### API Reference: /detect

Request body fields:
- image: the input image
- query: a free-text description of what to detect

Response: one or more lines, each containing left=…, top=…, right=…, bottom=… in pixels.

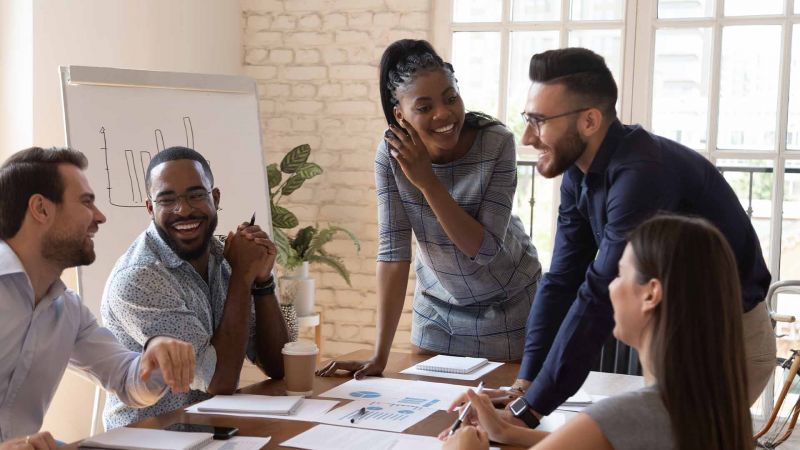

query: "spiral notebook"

left=194, top=393, right=305, bottom=416
left=415, top=355, right=489, bottom=374
left=79, top=427, right=212, bottom=450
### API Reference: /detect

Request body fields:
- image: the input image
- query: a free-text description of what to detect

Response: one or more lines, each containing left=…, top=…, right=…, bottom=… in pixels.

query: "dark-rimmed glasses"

left=520, top=108, right=590, bottom=135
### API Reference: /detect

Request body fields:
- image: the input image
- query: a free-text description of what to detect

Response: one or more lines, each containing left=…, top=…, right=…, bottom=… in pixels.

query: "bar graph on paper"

left=317, top=400, right=436, bottom=432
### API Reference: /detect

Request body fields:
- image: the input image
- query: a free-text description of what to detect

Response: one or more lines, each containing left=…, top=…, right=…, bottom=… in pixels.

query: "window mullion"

left=498, top=0, right=511, bottom=123
left=706, top=10, right=723, bottom=162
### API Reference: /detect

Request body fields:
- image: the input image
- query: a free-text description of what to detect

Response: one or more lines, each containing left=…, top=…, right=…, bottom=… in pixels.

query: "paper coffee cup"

left=282, top=340, right=319, bottom=396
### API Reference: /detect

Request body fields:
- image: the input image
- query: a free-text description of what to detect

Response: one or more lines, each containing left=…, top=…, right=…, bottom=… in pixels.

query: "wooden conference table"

left=69, top=350, right=644, bottom=449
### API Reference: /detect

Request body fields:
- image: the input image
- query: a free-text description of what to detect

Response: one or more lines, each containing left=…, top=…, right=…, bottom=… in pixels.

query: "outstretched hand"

left=141, top=336, right=196, bottom=393
left=315, top=357, right=386, bottom=379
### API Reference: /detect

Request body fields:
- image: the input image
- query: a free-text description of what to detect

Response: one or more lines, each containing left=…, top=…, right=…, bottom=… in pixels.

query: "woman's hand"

left=446, top=387, right=521, bottom=412
left=315, top=357, right=386, bottom=379
left=442, top=426, right=489, bottom=450
left=439, top=390, right=515, bottom=444
left=384, top=120, right=438, bottom=191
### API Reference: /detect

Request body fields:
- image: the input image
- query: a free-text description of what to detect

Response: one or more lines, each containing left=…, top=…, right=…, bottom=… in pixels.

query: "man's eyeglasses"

left=520, top=108, right=590, bottom=135
left=151, top=189, right=213, bottom=211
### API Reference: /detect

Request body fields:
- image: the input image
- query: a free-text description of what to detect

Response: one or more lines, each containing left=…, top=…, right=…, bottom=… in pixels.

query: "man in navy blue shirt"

left=504, top=48, right=774, bottom=427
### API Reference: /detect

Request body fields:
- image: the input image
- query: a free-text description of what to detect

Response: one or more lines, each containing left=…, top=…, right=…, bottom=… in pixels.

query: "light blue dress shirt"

left=0, top=241, right=166, bottom=441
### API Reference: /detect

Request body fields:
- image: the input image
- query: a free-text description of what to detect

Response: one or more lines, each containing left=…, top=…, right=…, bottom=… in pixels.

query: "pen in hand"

left=350, top=407, right=367, bottom=424
left=448, top=381, right=485, bottom=436
left=248, top=212, right=256, bottom=227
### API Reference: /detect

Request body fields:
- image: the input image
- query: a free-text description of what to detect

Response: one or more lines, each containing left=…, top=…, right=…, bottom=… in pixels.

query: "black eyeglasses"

left=151, top=188, right=212, bottom=211
left=520, top=108, right=590, bottom=135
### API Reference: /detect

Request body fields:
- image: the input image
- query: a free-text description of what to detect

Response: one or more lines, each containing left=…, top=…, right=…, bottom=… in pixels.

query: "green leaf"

left=307, top=225, right=361, bottom=257
left=292, top=226, right=316, bottom=258
left=267, top=163, right=282, bottom=190
left=271, top=204, right=298, bottom=229
left=307, top=254, right=352, bottom=286
left=296, top=163, right=323, bottom=180
left=280, top=144, right=311, bottom=173
left=274, top=227, right=302, bottom=270
left=281, top=174, right=305, bottom=196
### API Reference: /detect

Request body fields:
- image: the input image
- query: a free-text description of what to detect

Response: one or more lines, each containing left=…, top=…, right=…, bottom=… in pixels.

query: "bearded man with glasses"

left=100, top=146, right=289, bottom=429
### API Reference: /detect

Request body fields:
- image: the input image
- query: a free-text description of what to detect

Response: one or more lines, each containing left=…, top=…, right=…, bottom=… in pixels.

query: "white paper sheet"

left=400, top=361, right=504, bottom=381
left=281, top=424, right=443, bottom=450
left=318, top=377, right=473, bottom=411
left=186, top=399, right=340, bottom=422
left=538, top=412, right=567, bottom=432
left=556, top=395, right=608, bottom=412
left=315, top=400, right=436, bottom=432
left=204, top=436, right=271, bottom=450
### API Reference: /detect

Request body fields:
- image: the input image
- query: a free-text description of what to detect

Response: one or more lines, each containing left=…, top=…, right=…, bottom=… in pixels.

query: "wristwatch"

left=251, top=276, right=275, bottom=296
left=508, top=397, right=540, bottom=429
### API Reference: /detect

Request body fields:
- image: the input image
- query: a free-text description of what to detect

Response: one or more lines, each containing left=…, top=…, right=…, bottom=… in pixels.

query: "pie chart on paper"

left=350, top=391, right=381, bottom=398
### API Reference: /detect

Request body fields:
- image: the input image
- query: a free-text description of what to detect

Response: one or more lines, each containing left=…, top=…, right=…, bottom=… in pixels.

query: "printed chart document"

left=186, top=398, right=339, bottom=422
left=281, top=424, right=443, bottom=450
left=204, top=436, right=271, bottom=450
left=318, top=377, right=470, bottom=411
left=316, top=400, right=436, bottom=432
left=193, top=394, right=304, bottom=415
left=401, top=361, right=503, bottom=381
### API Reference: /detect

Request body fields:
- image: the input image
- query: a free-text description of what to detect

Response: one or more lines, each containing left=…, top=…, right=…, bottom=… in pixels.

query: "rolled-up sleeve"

left=69, top=303, right=167, bottom=408
left=471, top=132, right=517, bottom=265
left=104, top=265, right=217, bottom=391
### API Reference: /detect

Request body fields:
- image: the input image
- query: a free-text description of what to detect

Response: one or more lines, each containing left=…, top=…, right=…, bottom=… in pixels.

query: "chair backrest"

left=593, top=335, right=642, bottom=376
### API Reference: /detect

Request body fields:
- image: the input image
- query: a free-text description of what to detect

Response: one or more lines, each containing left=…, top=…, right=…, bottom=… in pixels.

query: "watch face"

left=510, top=398, right=527, bottom=415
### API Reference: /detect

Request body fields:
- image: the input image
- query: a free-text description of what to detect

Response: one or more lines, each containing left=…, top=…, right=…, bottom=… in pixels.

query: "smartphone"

left=163, top=423, right=238, bottom=440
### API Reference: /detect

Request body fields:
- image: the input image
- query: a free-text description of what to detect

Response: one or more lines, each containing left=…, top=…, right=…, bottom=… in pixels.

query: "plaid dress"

left=375, top=123, right=541, bottom=361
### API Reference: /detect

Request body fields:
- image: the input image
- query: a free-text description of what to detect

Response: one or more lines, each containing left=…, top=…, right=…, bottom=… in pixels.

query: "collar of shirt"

left=565, top=119, right=630, bottom=187
left=0, top=240, right=67, bottom=307
left=144, top=222, right=225, bottom=270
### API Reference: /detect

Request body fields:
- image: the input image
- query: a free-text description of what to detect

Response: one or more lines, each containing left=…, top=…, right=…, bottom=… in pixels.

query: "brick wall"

left=241, top=0, right=432, bottom=358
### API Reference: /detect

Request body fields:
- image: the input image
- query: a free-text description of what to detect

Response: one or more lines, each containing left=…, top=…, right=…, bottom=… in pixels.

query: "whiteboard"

left=60, top=66, right=271, bottom=317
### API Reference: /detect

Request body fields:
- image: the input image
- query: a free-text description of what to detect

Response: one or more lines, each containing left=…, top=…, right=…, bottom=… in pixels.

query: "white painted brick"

left=342, top=83, right=369, bottom=98
left=336, top=187, right=369, bottom=204
left=281, top=100, right=325, bottom=114
left=317, top=84, right=342, bottom=98
left=388, top=30, right=428, bottom=42
left=336, top=0, right=384, bottom=11
left=319, top=203, right=375, bottom=225
left=400, top=12, right=428, bottom=30
left=245, top=48, right=268, bottom=65
left=267, top=134, right=323, bottom=151
left=385, top=0, right=429, bottom=11
left=330, top=65, right=375, bottom=80
left=241, top=0, right=283, bottom=12
left=348, top=12, right=373, bottom=29
left=322, top=341, right=371, bottom=358
left=247, top=14, right=274, bottom=31
left=291, top=83, right=317, bottom=98
left=259, top=100, right=276, bottom=114
left=295, top=49, right=321, bottom=64
left=373, top=12, right=400, bottom=28
left=272, top=14, right=297, bottom=31
left=266, top=117, right=292, bottom=131
left=317, top=118, right=344, bottom=131
left=244, top=65, right=278, bottom=79
left=325, top=101, right=376, bottom=115
left=322, top=48, right=348, bottom=65
left=248, top=31, right=283, bottom=45
left=298, top=14, right=322, bottom=29
left=315, top=288, right=336, bottom=306
left=292, top=117, right=316, bottom=132
left=282, top=66, right=327, bottom=80
left=264, top=83, right=290, bottom=97
left=334, top=323, right=362, bottom=341
left=284, top=0, right=327, bottom=12
left=323, top=136, right=374, bottom=152
left=398, top=311, right=413, bottom=330
left=323, top=13, right=347, bottom=30
left=326, top=307, right=374, bottom=324
left=394, top=330, right=412, bottom=345
left=335, top=30, right=371, bottom=45
left=314, top=186, right=337, bottom=202
left=289, top=32, right=333, bottom=46
left=339, top=152, right=375, bottom=170
left=344, top=46, right=374, bottom=64
left=361, top=326, right=377, bottom=342
left=311, top=152, right=339, bottom=168
left=269, top=49, right=294, bottom=64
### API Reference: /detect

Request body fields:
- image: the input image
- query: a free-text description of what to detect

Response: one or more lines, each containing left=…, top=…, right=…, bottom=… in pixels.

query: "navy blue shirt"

left=519, top=120, right=771, bottom=415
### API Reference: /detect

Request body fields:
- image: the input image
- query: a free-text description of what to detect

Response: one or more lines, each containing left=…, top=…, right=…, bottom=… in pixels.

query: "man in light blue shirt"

left=0, top=147, right=196, bottom=448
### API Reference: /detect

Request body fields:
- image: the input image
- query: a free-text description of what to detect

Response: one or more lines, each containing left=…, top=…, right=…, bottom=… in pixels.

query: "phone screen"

left=164, top=423, right=238, bottom=440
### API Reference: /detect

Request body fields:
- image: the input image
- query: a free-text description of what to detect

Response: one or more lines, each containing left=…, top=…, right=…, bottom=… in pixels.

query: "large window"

left=434, top=0, right=800, bottom=424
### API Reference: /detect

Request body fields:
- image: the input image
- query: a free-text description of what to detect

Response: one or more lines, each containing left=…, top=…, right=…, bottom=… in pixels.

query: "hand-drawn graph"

left=99, top=116, right=196, bottom=208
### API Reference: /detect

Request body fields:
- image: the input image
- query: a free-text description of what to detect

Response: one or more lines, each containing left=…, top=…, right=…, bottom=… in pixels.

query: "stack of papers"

left=562, top=389, right=593, bottom=406
left=193, top=394, right=304, bottom=416
left=415, top=355, right=489, bottom=374
left=79, top=427, right=212, bottom=450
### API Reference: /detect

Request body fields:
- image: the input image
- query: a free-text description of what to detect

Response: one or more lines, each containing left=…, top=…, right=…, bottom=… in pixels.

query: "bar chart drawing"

left=99, top=116, right=195, bottom=208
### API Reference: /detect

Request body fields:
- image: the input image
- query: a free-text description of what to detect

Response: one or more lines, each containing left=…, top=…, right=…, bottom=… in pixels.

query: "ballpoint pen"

left=448, top=381, right=485, bottom=436
left=350, top=407, right=367, bottom=424
left=248, top=212, right=256, bottom=227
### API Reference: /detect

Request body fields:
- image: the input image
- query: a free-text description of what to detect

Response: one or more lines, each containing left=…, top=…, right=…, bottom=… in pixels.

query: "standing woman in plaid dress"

left=318, top=39, right=541, bottom=378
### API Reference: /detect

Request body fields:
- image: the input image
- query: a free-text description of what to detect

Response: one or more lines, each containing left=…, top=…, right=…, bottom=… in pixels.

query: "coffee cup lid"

left=282, top=340, right=319, bottom=355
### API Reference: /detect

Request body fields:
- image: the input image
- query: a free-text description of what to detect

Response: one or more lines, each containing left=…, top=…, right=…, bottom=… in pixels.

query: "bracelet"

left=251, top=276, right=275, bottom=297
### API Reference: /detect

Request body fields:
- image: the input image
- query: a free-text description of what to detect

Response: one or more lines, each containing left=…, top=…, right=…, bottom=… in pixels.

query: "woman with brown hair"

left=443, top=214, right=753, bottom=450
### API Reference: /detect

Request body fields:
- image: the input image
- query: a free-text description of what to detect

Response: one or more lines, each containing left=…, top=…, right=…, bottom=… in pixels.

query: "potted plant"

left=267, top=144, right=360, bottom=322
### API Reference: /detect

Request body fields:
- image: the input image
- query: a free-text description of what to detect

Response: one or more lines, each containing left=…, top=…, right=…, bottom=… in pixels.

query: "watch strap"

left=251, top=276, right=275, bottom=296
